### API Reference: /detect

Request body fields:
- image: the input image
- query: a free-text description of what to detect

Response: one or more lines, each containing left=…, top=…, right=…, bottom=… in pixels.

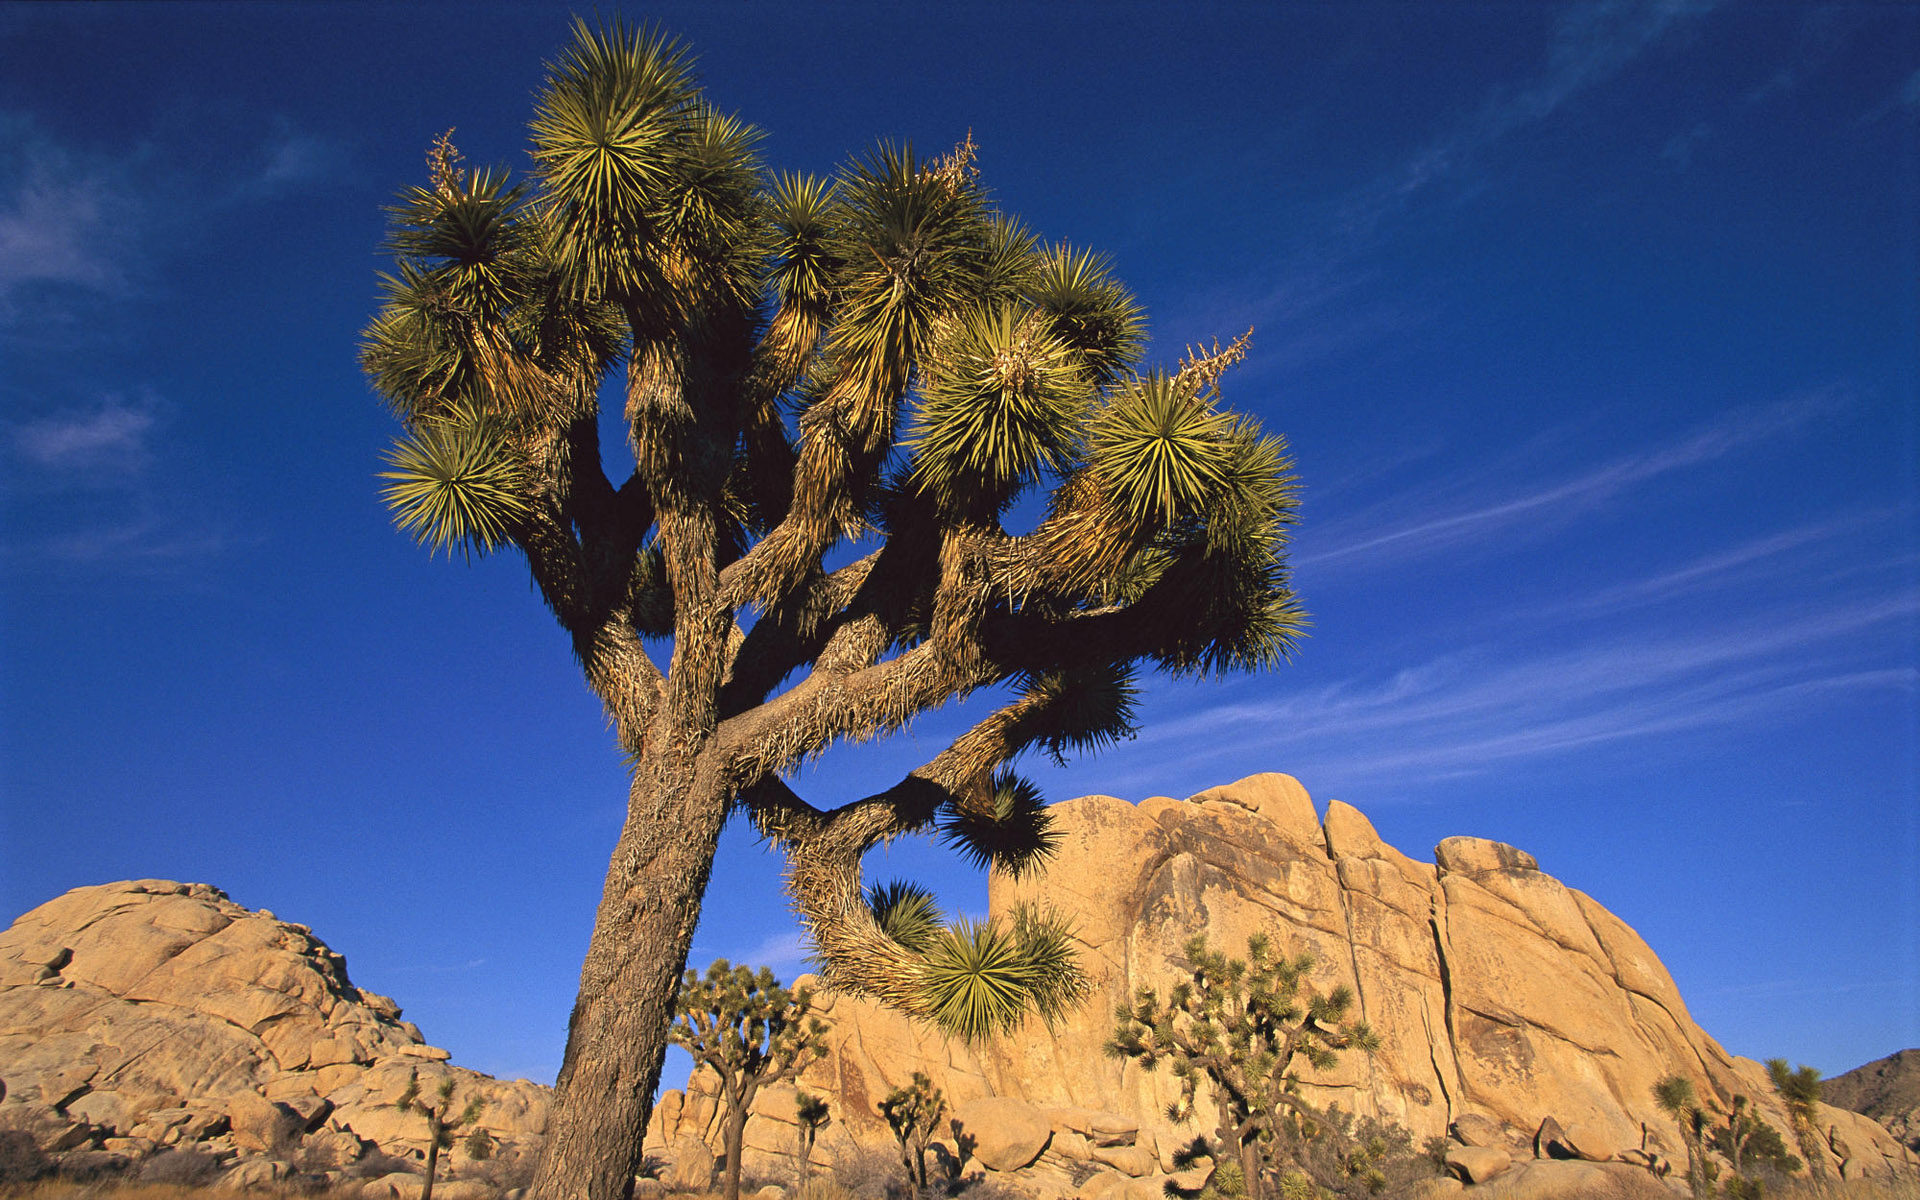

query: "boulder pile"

left=0, top=879, right=546, bottom=1195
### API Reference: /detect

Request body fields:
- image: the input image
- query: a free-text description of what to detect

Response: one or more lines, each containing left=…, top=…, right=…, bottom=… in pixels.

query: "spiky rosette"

left=1088, top=371, right=1239, bottom=526
left=826, top=143, right=990, bottom=397
left=378, top=406, right=530, bottom=557
left=1026, top=245, right=1146, bottom=388
left=936, top=769, right=1058, bottom=878
left=1018, top=662, right=1140, bottom=765
left=907, top=306, right=1089, bottom=510
left=867, top=879, right=941, bottom=952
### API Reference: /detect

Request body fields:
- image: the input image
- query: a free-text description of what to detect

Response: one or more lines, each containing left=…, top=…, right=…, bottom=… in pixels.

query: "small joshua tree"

left=671, top=960, right=831, bottom=1200
left=1108, top=933, right=1378, bottom=1200
left=395, top=1070, right=485, bottom=1200
left=878, top=1072, right=945, bottom=1193
left=1766, top=1059, right=1826, bottom=1178
left=1653, top=1076, right=1714, bottom=1198
left=794, top=1091, right=830, bottom=1180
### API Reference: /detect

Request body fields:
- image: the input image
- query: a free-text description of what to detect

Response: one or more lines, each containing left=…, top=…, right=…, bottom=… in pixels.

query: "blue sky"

left=2, top=2, right=1915, bottom=1092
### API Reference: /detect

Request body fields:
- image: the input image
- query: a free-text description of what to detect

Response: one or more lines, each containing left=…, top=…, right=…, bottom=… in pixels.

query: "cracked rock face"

left=0, top=880, right=546, bottom=1179
left=656, top=775, right=1914, bottom=1187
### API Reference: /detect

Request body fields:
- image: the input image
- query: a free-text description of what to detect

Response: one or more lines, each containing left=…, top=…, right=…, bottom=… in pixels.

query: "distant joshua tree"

left=1766, top=1059, right=1826, bottom=1178
left=878, top=1072, right=945, bottom=1193
left=1653, top=1076, right=1713, bottom=1198
left=670, top=960, right=830, bottom=1200
left=1108, top=933, right=1378, bottom=1200
left=794, top=1091, right=830, bottom=1180
left=395, top=1071, right=485, bottom=1200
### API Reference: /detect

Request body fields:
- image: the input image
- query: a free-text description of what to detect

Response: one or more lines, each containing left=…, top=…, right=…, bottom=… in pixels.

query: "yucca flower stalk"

left=362, top=19, right=1305, bottom=1200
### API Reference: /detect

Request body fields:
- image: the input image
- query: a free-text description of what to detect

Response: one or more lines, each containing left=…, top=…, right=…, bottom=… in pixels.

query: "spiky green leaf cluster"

left=907, top=305, right=1088, bottom=511
left=378, top=407, right=531, bottom=557
left=863, top=880, right=1088, bottom=1043
left=936, top=769, right=1059, bottom=878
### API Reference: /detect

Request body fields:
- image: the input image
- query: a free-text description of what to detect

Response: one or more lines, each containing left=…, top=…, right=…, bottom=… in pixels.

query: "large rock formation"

left=0, top=879, right=546, bottom=1192
left=1829, top=1049, right=1920, bottom=1154
left=652, top=775, right=1917, bottom=1193
left=4, top=779, right=1915, bottom=1198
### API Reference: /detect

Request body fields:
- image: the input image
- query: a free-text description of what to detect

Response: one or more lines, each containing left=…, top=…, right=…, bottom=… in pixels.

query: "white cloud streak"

left=1115, top=586, right=1916, bottom=792
left=0, top=127, right=141, bottom=310
left=1297, top=395, right=1837, bottom=573
left=12, top=392, right=161, bottom=474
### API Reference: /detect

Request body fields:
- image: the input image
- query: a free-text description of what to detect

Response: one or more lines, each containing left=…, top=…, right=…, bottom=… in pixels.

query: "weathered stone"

left=1451, top=1113, right=1509, bottom=1148
left=226, top=1090, right=299, bottom=1153
left=952, top=1096, right=1051, bottom=1172
left=102, top=1135, right=159, bottom=1158
left=666, top=1135, right=716, bottom=1190
left=1446, top=1145, right=1511, bottom=1183
left=0, top=880, right=546, bottom=1178
left=1049, top=1129, right=1091, bottom=1161
left=360, top=1170, right=427, bottom=1200
left=1556, top=1119, right=1622, bottom=1162
left=1076, top=1169, right=1129, bottom=1200
left=1434, top=837, right=1539, bottom=875
left=218, top=1157, right=291, bottom=1190
left=689, top=778, right=1919, bottom=1189
left=1090, top=1142, right=1154, bottom=1177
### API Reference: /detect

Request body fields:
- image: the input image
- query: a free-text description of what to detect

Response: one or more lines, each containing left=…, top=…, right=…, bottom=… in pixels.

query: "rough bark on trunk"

left=423, top=1137, right=441, bottom=1200
left=722, top=1103, right=748, bottom=1200
left=530, top=758, right=731, bottom=1200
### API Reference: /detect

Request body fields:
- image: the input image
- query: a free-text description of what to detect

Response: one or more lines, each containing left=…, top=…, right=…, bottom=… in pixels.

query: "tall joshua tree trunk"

left=531, top=758, right=731, bottom=1200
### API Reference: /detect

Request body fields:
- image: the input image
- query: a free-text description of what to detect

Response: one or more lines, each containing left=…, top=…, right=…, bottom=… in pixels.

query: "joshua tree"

left=1766, top=1060, right=1826, bottom=1178
left=363, top=19, right=1303, bottom=1200
left=793, top=1091, right=830, bottom=1180
left=1653, top=1076, right=1713, bottom=1198
left=395, top=1071, right=486, bottom=1200
left=670, top=961, right=831, bottom=1200
left=878, top=1072, right=946, bottom=1193
left=1108, top=934, right=1378, bottom=1200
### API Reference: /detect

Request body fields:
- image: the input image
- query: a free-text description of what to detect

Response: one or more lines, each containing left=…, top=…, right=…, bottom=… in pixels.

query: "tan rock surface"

left=0, top=880, right=547, bottom=1180
left=672, top=773, right=1918, bottom=1187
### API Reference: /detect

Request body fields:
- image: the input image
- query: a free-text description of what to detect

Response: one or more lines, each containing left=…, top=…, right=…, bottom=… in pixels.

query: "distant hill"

left=1828, top=1049, right=1920, bottom=1152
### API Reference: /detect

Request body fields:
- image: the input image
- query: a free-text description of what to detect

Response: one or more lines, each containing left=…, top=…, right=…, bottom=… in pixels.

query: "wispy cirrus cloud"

left=1213, top=1, right=1720, bottom=375
left=1296, top=392, right=1840, bottom=574
left=692, top=927, right=812, bottom=975
left=1104, top=585, right=1916, bottom=794
left=11, top=391, right=162, bottom=477
left=0, top=119, right=145, bottom=319
left=2, top=389, right=241, bottom=571
left=1346, top=0, right=1717, bottom=230
left=0, top=112, right=344, bottom=331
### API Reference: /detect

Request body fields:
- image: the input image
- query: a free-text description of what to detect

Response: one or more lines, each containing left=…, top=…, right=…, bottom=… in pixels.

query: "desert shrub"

left=828, top=1145, right=910, bottom=1199
left=793, top=1176, right=856, bottom=1200
left=136, top=1147, right=221, bottom=1187
left=458, top=1141, right=539, bottom=1193
left=346, top=1145, right=421, bottom=1179
left=1290, top=1109, right=1432, bottom=1199
left=0, top=1129, right=51, bottom=1184
left=941, top=1174, right=1028, bottom=1200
